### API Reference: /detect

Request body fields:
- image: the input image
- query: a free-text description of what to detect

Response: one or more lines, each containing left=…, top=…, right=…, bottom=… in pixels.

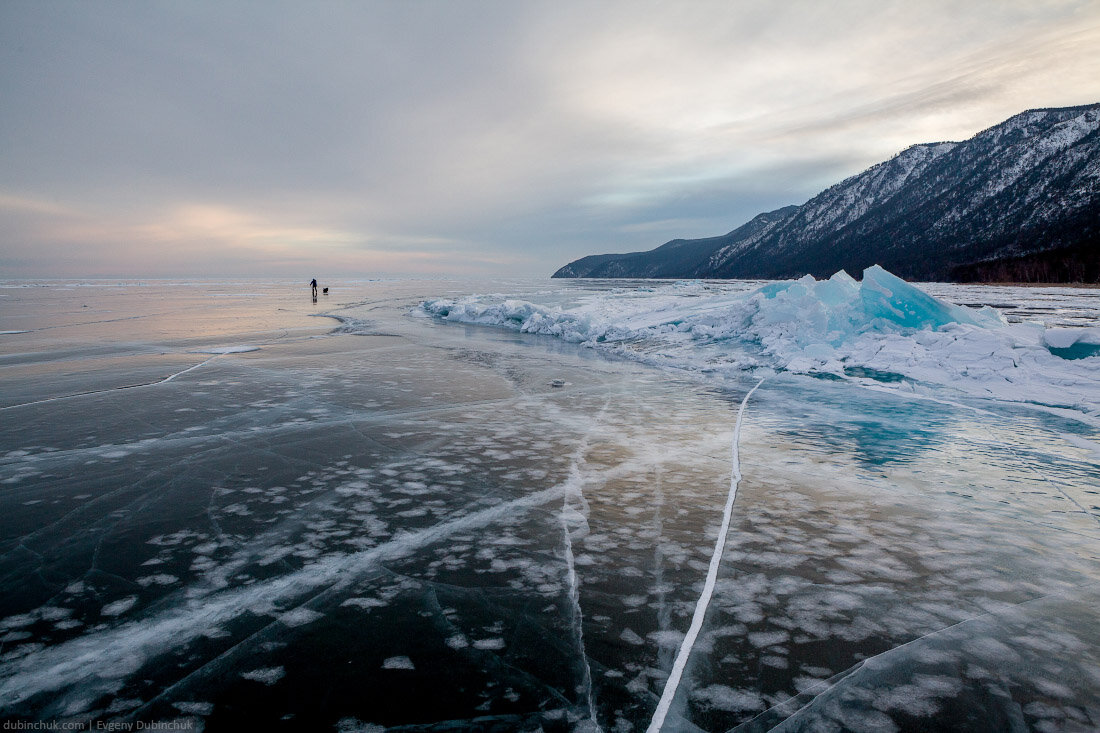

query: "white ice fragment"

left=257, top=546, right=293, bottom=566
left=340, top=597, right=387, bottom=611
left=336, top=719, right=386, bottom=733
left=1033, top=677, right=1076, bottom=700
left=38, top=607, right=71, bottom=622
left=0, top=614, right=36, bottom=630
left=279, top=608, right=323, bottom=628
left=445, top=634, right=469, bottom=650
left=101, top=597, right=137, bottom=617
left=1043, top=326, right=1100, bottom=357
left=382, top=656, right=415, bottom=670
left=105, top=698, right=143, bottom=713
left=1044, top=327, right=1086, bottom=349
left=241, top=666, right=285, bottom=685
left=136, top=574, right=179, bottom=587
left=647, top=630, right=685, bottom=648
left=691, top=684, right=765, bottom=712
left=871, top=675, right=961, bottom=717
left=173, top=701, right=214, bottom=715
left=747, top=630, right=789, bottom=648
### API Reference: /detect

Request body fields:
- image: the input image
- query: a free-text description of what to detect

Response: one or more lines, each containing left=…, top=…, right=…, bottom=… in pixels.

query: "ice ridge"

left=421, top=266, right=1100, bottom=415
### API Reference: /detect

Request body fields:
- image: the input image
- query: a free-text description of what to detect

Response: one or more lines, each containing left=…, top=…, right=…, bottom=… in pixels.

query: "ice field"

left=1, top=274, right=1098, bottom=731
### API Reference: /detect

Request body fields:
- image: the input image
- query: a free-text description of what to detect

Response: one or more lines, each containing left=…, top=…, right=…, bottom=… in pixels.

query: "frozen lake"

left=1, top=276, right=1098, bottom=731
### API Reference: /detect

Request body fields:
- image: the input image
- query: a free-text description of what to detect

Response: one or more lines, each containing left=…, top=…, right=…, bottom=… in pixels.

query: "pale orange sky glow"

left=2, top=0, right=1099, bottom=278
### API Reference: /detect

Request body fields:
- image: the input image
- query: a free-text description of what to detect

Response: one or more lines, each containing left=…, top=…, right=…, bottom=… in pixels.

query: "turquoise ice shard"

left=815, top=269, right=858, bottom=307
left=859, top=264, right=981, bottom=329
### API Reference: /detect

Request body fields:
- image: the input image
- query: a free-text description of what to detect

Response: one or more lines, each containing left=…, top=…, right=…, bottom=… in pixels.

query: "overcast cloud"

left=2, top=0, right=1099, bottom=277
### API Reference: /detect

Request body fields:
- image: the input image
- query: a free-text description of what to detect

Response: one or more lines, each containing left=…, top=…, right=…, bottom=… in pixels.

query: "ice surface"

left=1, top=277, right=1098, bottom=731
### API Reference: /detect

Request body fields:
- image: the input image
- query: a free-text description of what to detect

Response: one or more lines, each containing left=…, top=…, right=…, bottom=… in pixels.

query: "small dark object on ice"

left=323, top=287, right=329, bottom=294
left=550, top=379, right=566, bottom=388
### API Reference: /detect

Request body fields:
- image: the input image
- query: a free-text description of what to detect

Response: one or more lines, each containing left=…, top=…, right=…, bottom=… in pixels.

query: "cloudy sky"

left=2, top=1, right=1099, bottom=278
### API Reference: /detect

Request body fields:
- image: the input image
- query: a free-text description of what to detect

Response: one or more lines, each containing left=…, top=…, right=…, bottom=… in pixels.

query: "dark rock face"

left=554, top=104, right=1100, bottom=282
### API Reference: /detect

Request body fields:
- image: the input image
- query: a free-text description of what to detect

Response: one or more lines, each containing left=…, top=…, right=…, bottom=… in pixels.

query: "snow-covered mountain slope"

left=554, top=103, right=1100, bottom=282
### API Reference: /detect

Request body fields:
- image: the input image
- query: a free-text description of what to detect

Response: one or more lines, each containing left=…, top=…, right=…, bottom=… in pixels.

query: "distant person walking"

left=310, top=278, right=318, bottom=297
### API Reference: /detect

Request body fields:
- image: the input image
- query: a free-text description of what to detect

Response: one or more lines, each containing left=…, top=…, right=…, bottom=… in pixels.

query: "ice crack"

left=560, top=401, right=607, bottom=732
left=647, top=378, right=764, bottom=732
left=0, top=355, right=221, bottom=411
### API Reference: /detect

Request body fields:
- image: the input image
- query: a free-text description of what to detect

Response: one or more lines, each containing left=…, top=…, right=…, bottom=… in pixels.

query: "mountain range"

left=553, top=103, right=1100, bottom=283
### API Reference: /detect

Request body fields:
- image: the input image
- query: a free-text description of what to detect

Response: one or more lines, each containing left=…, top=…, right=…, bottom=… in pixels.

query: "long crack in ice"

left=0, top=355, right=222, bottom=412
left=560, top=400, right=609, bottom=732
left=647, top=377, right=765, bottom=732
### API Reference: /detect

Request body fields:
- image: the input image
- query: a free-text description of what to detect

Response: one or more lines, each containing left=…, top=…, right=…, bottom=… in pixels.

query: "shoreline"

left=953, top=280, right=1100, bottom=289
left=550, top=275, right=1100, bottom=289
